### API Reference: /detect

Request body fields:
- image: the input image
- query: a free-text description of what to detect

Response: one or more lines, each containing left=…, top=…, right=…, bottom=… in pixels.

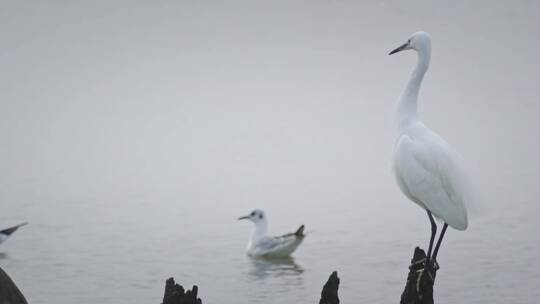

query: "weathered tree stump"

left=161, top=277, right=202, bottom=304
left=400, top=247, right=439, bottom=304
left=319, top=271, right=340, bottom=304
left=0, top=266, right=28, bottom=304
left=160, top=271, right=340, bottom=304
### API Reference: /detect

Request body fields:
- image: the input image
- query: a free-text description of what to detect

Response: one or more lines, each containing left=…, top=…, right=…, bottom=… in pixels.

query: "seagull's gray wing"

left=256, top=235, right=292, bottom=251
left=255, top=225, right=306, bottom=251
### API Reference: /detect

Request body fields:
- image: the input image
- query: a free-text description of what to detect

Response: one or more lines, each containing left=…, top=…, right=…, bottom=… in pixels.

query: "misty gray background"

left=0, top=1, right=539, bottom=303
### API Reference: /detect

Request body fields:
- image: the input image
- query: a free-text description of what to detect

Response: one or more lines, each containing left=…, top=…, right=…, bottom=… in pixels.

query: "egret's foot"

left=429, top=259, right=440, bottom=272
left=420, top=259, right=439, bottom=288
left=400, top=247, right=438, bottom=304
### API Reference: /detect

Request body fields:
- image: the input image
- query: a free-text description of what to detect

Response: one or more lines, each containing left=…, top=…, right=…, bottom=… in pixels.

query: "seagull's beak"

left=238, top=215, right=250, bottom=220
left=389, top=42, right=409, bottom=55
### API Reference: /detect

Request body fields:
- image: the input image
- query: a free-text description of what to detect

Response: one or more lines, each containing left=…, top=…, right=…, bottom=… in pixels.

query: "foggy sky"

left=0, top=0, right=539, bottom=224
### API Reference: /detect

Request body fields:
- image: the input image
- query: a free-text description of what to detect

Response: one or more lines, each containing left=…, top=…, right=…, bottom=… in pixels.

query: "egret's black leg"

left=432, top=223, right=448, bottom=261
left=426, top=210, right=437, bottom=261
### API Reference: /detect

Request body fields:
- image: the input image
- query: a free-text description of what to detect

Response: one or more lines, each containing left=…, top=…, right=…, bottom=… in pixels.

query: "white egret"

left=238, top=209, right=305, bottom=258
left=389, top=31, right=470, bottom=264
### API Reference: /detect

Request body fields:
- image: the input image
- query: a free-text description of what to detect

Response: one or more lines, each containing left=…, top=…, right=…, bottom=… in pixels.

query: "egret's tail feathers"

left=294, top=225, right=305, bottom=237
left=0, top=222, right=28, bottom=236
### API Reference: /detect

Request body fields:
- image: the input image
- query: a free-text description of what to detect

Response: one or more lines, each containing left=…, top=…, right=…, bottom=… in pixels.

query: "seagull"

left=0, top=223, right=28, bottom=245
left=389, top=31, right=470, bottom=265
left=238, top=209, right=305, bottom=258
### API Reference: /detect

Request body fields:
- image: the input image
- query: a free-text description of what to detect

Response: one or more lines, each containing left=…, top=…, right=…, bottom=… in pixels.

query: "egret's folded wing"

left=394, top=133, right=468, bottom=230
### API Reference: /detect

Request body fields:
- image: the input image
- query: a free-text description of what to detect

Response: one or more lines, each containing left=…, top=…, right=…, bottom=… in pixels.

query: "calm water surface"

left=2, top=188, right=539, bottom=303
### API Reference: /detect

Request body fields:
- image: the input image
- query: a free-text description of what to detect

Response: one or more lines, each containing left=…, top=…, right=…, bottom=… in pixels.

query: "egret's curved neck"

left=250, top=220, right=268, bottom=242
left=397, top=47, right=430, bottom=130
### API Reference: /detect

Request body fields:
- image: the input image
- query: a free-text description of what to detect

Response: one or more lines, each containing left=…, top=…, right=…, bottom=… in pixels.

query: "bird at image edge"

left=0, top=222, right=28, bottom=245
left=389, top=31, right=472, bottom=264
left=238, top=209, right=305, bottom=258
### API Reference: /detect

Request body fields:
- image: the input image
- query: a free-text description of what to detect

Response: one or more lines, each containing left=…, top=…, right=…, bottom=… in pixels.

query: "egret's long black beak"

left=389, top=42, right=409, bottom=55
left=238, top=215, right=250, bottom=220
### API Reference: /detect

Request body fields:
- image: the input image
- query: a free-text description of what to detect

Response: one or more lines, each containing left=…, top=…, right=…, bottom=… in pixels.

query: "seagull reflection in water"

left=247, top=256, right=304, bottom=280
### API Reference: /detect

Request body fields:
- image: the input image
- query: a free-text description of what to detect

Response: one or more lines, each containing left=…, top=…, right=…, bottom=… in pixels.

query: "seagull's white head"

left=238, top=209, right=266, bottom=224
left=389, top=31, right=431, bottom=55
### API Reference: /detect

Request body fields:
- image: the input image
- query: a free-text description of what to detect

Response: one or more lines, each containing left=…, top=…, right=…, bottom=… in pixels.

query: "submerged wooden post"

left=400, top=247, right=438, bottom=304
left=161, top=278, right=202, bottom=304
left=319, top=271, right=340, bottom=304
left=160, top=271, right=340, bottom=304
left=0, top=266, right=28, bottom=304
left=0, top=248, right=439, bottom=304
left=159, top=248, right=442, bottom=304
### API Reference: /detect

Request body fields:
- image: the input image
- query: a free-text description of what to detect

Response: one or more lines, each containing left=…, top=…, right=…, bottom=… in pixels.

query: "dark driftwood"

left=0, top=267, right=28, bottom=304
left=319, top=271, right=340, bottom=304
left=400, top=247, right=439, bottom=304
left=161, top=271, right=341, bottom=304
left=160, top=247, right=440, bottom=304
left=161, top=278, right=202, bottom=304
left=0, top=247, right=435, bottom=304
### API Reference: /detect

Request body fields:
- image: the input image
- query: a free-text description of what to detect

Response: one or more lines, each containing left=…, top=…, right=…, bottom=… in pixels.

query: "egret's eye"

left=407, top=39, right=411, bottom=44
left=250, top=211, right=256, bottom=216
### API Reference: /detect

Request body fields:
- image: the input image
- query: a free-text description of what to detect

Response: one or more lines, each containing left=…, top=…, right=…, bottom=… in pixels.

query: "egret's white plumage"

left=390, top=31, right=469, bottom=231
left=238, top=209, right=305, bottom=258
